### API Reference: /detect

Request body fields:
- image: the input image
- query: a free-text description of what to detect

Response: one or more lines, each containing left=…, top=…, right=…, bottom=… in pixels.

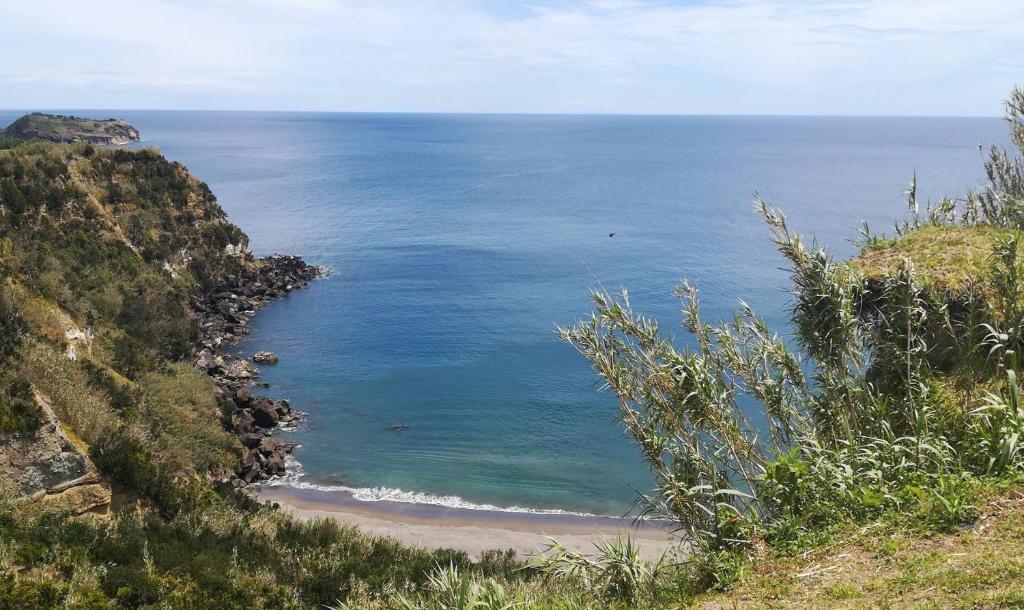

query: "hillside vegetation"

left=0, top=141, right=506, bottom=608
left=693, top=488, right=1024, bottom=608
left=3, top=86, right=1024, bottom=608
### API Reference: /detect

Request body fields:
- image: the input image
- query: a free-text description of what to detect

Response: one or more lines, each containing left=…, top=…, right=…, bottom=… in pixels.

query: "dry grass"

left=3, top=281, right=70, bottom=344
left=17, top=340, right=121, bottom=447
left=694, top=491, right=1024, bottom=609
left=139, top=363, right=239, bottom=473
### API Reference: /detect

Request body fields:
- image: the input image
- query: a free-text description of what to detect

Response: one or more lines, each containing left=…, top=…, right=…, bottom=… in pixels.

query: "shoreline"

left=189, top=254, right=324, bottom=485
left=254, top=485, right=681, bottom=560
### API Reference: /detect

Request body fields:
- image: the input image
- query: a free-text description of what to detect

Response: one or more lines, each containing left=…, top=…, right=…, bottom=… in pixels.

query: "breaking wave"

left=258, top=455, right=604, bottom=518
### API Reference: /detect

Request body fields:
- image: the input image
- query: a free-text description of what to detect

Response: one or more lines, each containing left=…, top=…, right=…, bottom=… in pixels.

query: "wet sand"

left=254, top=485, right=681, bottom=560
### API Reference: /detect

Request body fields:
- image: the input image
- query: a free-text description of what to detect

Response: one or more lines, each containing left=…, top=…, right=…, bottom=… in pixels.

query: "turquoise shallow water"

left=0, top=110, right=1007, bottom=515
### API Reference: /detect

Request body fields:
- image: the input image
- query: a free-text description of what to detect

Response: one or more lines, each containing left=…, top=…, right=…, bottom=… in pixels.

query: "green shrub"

left=138, top=364, right=238, bottom=473
left=0, top=373, right=40, bottom=433
left=80, top=358, right=137, bottom=416
left=0, top=574, right=64, bottom=610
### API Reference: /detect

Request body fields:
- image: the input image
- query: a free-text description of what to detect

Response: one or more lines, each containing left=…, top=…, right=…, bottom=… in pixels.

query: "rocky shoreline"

left=189, top=255, right=324, bottom=486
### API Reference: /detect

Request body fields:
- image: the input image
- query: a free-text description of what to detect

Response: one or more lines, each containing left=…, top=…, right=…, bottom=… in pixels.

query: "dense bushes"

left=0, top=142, right=248, bottom=383
left=116, top=277, right=194, bottom=365
left=0, top=374, right=38, bottom=434
left=138, top=364, right=239, bottom=474
left=0, top=494, right=502, bottom=610
left=0, top=289, right=25, bottom=363
left=0, top=143, right=234, bottom=309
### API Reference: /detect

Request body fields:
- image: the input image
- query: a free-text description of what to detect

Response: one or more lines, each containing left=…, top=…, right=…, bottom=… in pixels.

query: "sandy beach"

left=254, top=485, right=681, bottom=561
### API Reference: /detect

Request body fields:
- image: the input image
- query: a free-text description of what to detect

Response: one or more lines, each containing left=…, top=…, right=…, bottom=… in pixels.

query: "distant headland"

left=2, top=112, right=140, bottom=145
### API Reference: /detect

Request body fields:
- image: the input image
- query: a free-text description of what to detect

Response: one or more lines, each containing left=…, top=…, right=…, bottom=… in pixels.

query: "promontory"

left=3, top=112, right=140, bottom=145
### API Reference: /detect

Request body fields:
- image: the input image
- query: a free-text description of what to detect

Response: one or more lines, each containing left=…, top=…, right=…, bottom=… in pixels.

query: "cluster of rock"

left=191, top=255, right=321, bottom=349
left=189, top=255, right=324, bottom=486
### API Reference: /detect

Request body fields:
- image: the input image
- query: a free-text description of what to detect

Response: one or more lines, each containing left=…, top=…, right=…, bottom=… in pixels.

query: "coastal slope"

left=0, top=141, right=252, bottom=503
left=0, top=139, right=323, bottom=498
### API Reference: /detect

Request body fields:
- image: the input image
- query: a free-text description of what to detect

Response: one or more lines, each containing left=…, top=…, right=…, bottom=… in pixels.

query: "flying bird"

left=608, top=233, right=615, bottom=238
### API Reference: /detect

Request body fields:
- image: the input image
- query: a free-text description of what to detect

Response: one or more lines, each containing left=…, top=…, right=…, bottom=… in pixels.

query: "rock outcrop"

left=1, top=392, right=109, bottom=514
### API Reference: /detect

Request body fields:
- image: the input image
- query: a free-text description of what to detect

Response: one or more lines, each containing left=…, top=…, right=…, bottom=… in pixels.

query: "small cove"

left=0, top=109, right=1004, bottom=515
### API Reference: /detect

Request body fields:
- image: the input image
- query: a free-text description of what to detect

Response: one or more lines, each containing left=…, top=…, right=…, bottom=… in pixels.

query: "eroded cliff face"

left=3, top=113, right=140, bottom=145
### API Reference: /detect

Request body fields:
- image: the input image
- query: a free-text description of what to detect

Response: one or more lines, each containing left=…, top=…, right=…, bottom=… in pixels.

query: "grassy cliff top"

left=695, top=487, right=1024, bottom=608
left=850, top=225, right=1020, bottom=293
left=3, top=112, right=140, bottom=145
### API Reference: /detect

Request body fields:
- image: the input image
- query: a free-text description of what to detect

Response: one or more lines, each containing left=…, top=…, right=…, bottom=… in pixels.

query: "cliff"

left=0, top=141, right=252, bottom=506
left=3, top=112, right=140, bottom=145
left=0, top=138, right=324, bottom=497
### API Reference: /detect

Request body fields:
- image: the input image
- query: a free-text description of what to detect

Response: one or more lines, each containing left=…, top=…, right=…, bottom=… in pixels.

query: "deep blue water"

left=0, top=110, right=1008, bottom=515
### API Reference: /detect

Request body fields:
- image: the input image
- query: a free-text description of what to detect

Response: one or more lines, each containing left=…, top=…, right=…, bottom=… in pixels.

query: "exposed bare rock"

left=253, top=351, right=278, bottom=364
left=31, top=483, right=111, bottom=516
left=1, top=392, right=109, bottom=513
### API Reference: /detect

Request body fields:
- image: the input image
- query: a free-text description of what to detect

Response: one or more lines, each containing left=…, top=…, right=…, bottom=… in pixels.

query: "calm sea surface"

left=1, top=110, right=1008, bottom=515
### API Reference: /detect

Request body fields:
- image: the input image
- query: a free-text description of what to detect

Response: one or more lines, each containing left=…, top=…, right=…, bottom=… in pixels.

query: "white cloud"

left=0, top=0, right=1021, bottom=114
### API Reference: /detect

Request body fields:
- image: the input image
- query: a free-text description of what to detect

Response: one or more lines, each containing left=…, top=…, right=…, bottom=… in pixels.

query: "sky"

left=2, top=0, right=1022, bottom=116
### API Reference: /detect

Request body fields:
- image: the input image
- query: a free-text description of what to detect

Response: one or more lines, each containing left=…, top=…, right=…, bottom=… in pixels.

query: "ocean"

left=0, top=110, right=1007, bottom=515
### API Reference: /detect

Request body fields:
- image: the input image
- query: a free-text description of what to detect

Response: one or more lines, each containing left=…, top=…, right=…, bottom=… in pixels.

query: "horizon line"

left=0, top=106, right=1003, bottom=121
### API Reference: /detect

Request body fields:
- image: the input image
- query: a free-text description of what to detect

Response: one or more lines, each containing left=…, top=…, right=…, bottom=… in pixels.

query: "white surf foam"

left=258, top=455, right=606, bottom=518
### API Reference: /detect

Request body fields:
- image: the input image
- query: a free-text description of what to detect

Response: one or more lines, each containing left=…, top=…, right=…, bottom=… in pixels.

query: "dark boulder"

left=239, top=449, right=262, bottom=483
left=239, top=432, right=263, bottom=448
left=274, top=399, right=291, bottom=416
left=252, top=401, right=280, bottom=428
left=266, top=451, right=286, bottom=475
left=258, top=436, right=279, bottom=455
left=234, top=385, right=254, bottom=406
